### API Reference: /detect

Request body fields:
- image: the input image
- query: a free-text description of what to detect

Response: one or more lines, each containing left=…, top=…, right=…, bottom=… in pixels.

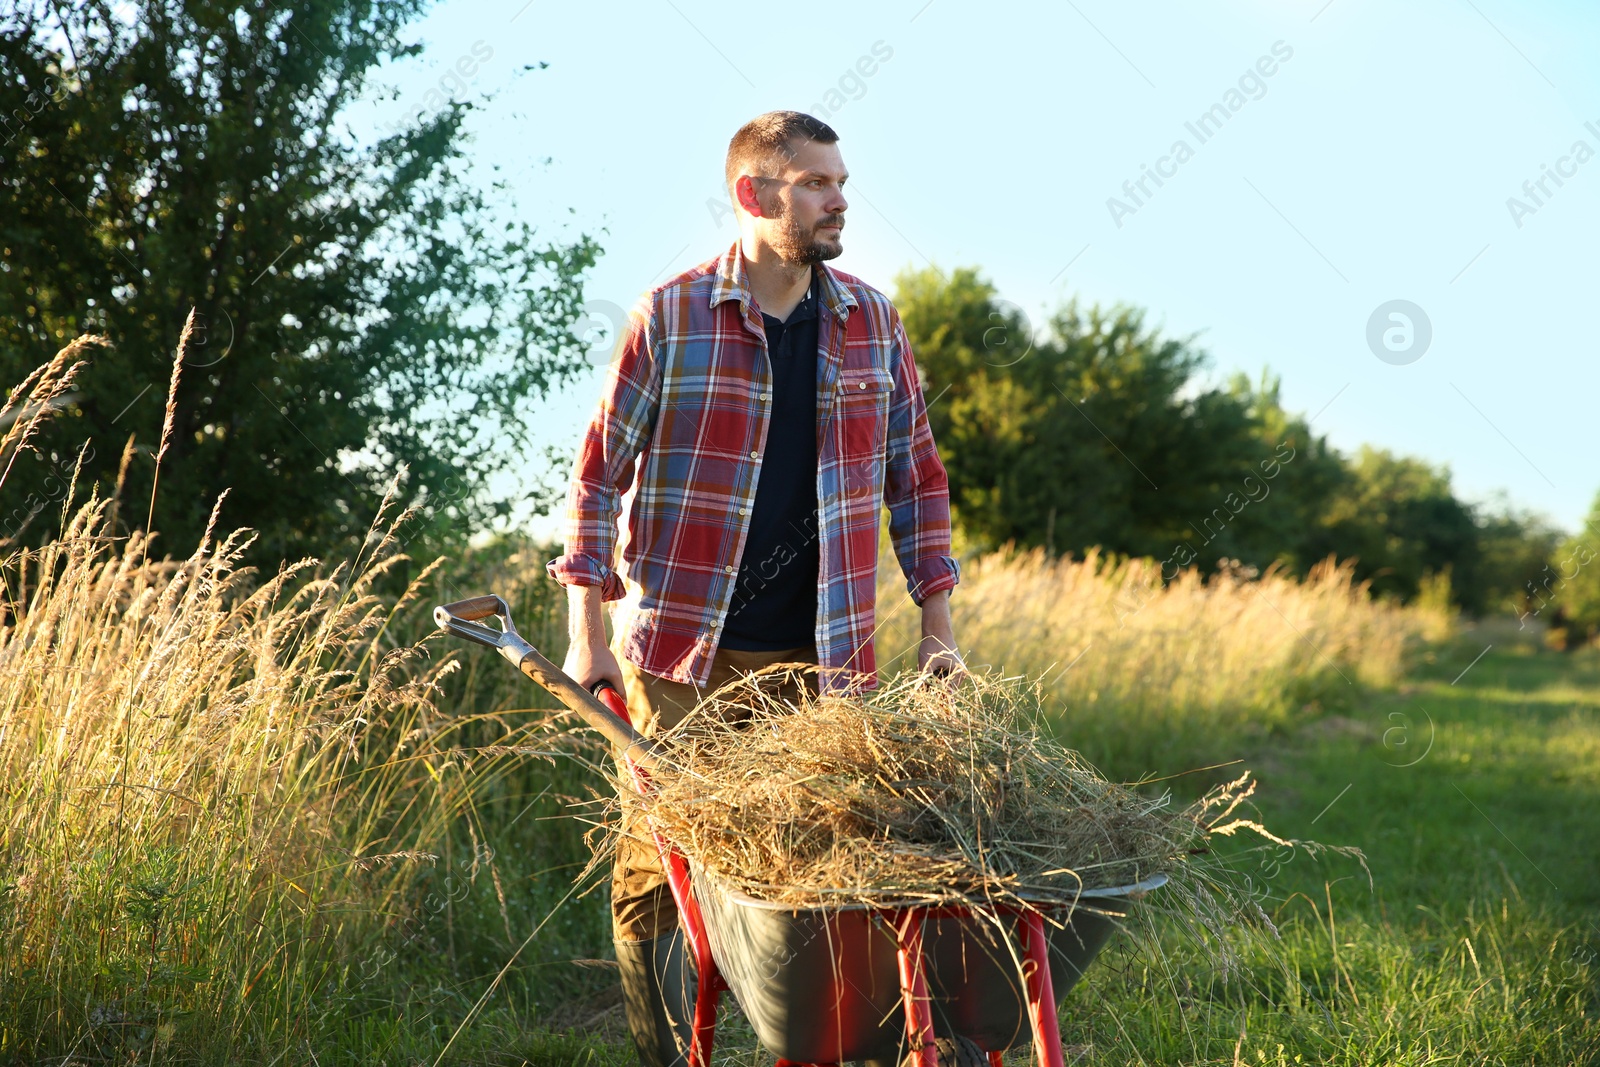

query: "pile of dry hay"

left=626, top=669, right=1300, bottom=913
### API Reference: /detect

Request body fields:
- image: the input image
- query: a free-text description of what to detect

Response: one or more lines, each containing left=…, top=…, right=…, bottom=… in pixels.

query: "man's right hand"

left=562, top=585, right=626, bottom=693
left=564, top=635, right=625, bottom=694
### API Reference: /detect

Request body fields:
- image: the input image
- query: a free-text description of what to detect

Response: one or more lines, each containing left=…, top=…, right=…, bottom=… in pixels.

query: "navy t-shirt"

left=720, top=274, right=821, bottom=651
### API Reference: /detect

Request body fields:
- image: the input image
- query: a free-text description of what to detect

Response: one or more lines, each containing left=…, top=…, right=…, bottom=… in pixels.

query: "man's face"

left=744, top=140, right=849, bottom=265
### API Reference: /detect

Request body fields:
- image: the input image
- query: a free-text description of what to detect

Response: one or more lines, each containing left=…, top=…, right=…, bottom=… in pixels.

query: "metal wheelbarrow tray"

left=697, top=869, right=1165, bottom=1064
left=434, top=594, right=1164, bottom=1067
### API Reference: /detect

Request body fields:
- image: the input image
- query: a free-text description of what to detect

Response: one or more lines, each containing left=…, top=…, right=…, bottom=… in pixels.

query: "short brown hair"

left=725, top=111, right=839, bottom=195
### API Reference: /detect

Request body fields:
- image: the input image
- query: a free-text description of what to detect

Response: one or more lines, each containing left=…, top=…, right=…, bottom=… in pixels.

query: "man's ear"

left=735, top=174, right=764, bottom=218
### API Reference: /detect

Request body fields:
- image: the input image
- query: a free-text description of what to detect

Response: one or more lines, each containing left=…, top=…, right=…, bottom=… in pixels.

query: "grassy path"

left=1056, top=624, right=1600, bottom=1065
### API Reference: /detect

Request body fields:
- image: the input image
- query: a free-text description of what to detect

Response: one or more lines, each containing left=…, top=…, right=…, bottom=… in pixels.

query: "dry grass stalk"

left=0, top=334, right=100, bottom=517
left=147, top=307, right=195, bottom=530
left=108, top=430, right=138, bottom=533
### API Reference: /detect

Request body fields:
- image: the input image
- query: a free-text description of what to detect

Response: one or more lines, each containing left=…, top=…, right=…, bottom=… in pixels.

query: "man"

left=547, top=110, right=961, bottom=1067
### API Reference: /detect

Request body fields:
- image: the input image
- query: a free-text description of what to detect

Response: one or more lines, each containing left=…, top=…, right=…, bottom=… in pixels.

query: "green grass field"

left=395, top=619, right=1598, bottom=1067
left=1038, top=621, right=1600, bottom=1066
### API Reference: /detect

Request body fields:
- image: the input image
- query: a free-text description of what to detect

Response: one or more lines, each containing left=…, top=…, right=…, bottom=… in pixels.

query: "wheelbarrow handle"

left=433, top=594, right=661, bottom=772
left=593, top=680, right=632, bottom=725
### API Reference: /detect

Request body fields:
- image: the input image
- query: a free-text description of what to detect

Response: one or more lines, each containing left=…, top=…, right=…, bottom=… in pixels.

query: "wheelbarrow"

left=435, top=594, right=1163, bottom=1067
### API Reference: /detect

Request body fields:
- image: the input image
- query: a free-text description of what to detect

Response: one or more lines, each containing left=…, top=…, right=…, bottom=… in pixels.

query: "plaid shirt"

left=547, top=242, right=959, bottom=692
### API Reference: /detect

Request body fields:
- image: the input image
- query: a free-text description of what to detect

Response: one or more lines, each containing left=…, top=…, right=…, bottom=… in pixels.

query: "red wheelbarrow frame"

left=434, top=595, right=1066, bottom=1067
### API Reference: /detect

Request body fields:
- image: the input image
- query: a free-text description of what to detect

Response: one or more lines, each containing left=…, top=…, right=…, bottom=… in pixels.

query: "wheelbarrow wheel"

left=896, top=1035, right=987, bottom=1067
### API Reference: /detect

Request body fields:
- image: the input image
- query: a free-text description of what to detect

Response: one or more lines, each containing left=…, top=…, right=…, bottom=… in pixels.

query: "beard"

left=768, top=207, right=845, bottom=265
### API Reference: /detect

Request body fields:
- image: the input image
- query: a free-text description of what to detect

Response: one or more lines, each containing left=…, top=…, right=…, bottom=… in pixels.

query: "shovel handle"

left=513, top=642, right=662, bottom=771
left=444, top=594, right=505, bottom=622
left=433, top=594, right=661, bottom=772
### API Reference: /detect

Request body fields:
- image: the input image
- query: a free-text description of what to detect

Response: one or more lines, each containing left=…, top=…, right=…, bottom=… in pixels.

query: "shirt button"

left=724, top=565, right=735, bottom=575
left=858, top=381, right=868, bottom=390
left=749, top=450, right=759, bottom=459
left=759, top=393, right=770, bottom=402
left=739, top=507, right=749, bottom=516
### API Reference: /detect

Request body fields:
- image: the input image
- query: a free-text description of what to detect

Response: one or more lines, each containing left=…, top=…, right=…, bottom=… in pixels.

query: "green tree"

left=893, top=265, right=1557, bottom=614
left=1306, top=448, right=1481, bottom=607
left=1549, top=492, right=1600, bottom=645
left=0, top=0, right=596, bottom=559
left=1472, top=496, right=1565, bottom=620
left=1217, top=372, right=1351, bottom=573
left=896, top=266, right=1295, bottom=568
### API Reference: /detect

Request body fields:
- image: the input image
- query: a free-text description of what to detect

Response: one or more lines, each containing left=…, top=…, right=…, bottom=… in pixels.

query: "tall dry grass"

left=0, top=338, right=569, bottom=1061
left=876, top=548, right=1452, bottom=775
left=0, top=491, right=468, bottom=1059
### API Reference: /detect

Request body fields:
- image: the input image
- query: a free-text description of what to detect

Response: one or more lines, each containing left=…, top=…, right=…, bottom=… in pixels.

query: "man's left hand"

left=917, top=590, right=965, bottom=679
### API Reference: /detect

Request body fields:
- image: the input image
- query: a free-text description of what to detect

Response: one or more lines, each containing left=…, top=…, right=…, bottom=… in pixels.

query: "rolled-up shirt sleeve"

left=546, top=298, right=661, bottom=601
left=881, top=308, right=960, bottom=605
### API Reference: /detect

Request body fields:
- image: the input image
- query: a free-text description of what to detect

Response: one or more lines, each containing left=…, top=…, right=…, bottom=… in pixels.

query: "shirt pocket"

left=836, top=367, right=893, bottom=458
left=835, top=367, right=893, bottom=500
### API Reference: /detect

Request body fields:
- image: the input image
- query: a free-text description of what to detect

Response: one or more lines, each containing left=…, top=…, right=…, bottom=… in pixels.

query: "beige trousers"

left=611, top=644, right=817, bottom=942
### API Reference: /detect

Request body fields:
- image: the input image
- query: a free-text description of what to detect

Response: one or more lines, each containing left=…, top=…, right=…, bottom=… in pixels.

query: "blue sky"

left=356, top=0, right=1600, bottom=538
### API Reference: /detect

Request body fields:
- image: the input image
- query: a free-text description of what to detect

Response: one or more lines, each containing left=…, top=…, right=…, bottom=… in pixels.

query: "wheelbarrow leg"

left=608, top=668, right=724, bottom=1067
left=896, top=909, right=939, bottom=1067
left=659, top=834, right=724, bottom=1067
left=1021, top=911, right=1064, bottom=1067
